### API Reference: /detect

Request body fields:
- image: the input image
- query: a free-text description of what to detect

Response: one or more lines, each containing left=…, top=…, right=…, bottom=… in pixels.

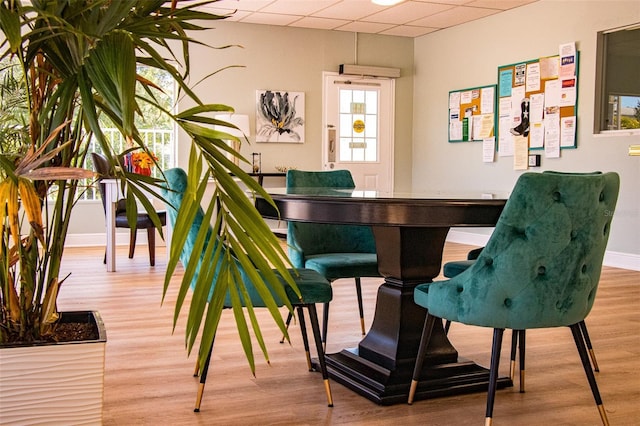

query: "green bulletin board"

left=497, top=46, right=579, bottom=153
left=448, top=84, right=496, bottom=142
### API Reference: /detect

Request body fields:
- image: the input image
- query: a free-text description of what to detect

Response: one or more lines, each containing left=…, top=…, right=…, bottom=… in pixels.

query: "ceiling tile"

left=466, top=0, right=538, bottom=10
left=204, top=7, right=252, bottom=21
left=289, top=16, right=350, bottom=30
left=362, top=1, right=454, bottom=25
left=260, top=0, right=342, bottom=15
left=212, top=0, right=275, bottom=12
left=335, top=21, right=397, bottom=34
left=380, top=25, right=439, bottom=37
left=410, top=5, right=499, bottom=28
left=240, top=12, right=301, bottom=26
left=312, top=0, right=387, bottom=20
left=414, top=0, right=472, bottom=5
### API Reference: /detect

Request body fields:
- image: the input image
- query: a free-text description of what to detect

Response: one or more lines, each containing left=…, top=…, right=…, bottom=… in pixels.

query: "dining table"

left=255, top=187, right=513, bottom=405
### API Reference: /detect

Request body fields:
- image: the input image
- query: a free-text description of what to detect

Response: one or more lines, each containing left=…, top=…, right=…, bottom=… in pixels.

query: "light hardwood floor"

left=57, top=243, right=640, bottom=425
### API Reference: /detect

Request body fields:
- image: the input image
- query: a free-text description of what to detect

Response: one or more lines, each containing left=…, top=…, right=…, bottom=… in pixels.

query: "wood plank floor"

left=57, top=243, right=640, bottom=425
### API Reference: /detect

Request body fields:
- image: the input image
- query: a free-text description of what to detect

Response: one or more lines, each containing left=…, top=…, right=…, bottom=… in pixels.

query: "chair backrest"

left=162, top=168, right=212, bottom=270
left=162, top=168, right=285, bottom=307
left=285, top=170, right=377, bottom=267
left=91, top=152, right=127, bottom=213
left=430, top=171, right=620, bottom=330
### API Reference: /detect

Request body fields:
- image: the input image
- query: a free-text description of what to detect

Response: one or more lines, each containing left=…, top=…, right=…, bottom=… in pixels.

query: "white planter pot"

left=0, top=311, right=107, bottom=425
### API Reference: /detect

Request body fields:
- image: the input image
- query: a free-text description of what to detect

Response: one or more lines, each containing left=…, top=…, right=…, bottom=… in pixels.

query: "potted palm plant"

left=0, top=0, right=298, bottom=422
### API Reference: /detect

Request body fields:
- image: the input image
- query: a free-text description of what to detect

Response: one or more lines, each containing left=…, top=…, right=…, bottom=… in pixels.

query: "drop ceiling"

left=203, top=0, right=539, bottom=38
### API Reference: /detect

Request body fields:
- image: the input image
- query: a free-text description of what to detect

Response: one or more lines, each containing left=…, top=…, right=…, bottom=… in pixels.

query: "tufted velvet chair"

left=408, top=171, right=619, bottom=425
left=92, top=152, right=166, bottom=266
left=162, top=168, right=334, bottom=411
left=443, top=247, right=601, bottom=382
left=286, top=169, right=381, bottom=340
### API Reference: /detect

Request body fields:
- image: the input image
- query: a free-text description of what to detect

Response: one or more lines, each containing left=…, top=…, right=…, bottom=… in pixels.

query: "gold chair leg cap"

left=305, top=350, right=312, bottom=371
left=408, top=380, right=418, bottom=404
left=194, top=383, right=205, bottom=413
left=485, top=417, right=493, bottom=426
left=598, top=404, right=610, bottom=426
left=589, top=349, right=600, bottom=372
left=324, top=379, right=334, bottom=407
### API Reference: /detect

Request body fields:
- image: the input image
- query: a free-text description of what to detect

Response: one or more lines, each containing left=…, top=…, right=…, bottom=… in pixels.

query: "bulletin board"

left=448, top=84, right=496, bottom=142
left=497, top=49, right=579, bottom=152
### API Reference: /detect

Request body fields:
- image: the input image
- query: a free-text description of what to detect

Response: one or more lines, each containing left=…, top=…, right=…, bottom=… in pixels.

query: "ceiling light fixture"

left=372, top=0, right=405, bottom=6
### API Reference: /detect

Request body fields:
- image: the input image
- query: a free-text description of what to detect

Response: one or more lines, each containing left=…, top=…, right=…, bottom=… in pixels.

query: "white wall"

left=68, top=22, right=414, bottom=243
left=68, top=3, right=639, bottom=269
left=176, top=21, right=415, bottom=189
left=413, top=0, right=639, bottom=268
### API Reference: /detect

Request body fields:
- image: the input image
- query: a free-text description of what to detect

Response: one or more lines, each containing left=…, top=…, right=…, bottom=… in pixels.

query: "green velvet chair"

left=286, top=169, right=381, bottom=340
left=443, top=248, right=601, bottom=380
left=408, top=171, right=619, bottom=426
left=162, top=168, right=334, bottom=411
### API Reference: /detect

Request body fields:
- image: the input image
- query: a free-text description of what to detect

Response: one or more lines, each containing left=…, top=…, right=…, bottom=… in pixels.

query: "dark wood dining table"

left=255, top=187, right=512, bottom=405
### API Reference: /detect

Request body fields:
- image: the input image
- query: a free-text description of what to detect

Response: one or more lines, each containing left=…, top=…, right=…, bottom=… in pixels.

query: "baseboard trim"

left=446, top=230, right=639, bottom=271
left=64, top=230, right=639, bottom=271
left=65, top=232, right=166, bottom=248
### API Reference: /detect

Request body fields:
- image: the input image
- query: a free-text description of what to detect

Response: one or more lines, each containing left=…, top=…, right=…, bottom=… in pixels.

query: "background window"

left=595, top=24, right=640, bottom=132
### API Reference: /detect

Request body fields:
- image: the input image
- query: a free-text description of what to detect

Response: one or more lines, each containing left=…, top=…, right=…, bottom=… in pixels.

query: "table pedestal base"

left=323, top=349, right=512, bottom=405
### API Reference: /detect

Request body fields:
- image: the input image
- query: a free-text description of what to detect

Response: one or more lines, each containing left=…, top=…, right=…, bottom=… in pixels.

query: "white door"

left=322, top=72, right=395, bottom=192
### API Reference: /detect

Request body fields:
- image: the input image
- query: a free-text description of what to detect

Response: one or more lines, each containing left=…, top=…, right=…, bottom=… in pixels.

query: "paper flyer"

left=544, top=112, right=560, bottom=158
left=560, top=116, right=576, bottom=147
left=514, top=135, right=529, bottom=170
left=526, top=62, right=541, bottom=92
left=483, top=137, right=495, bottom=163
left=559, top=42, right=576, bottom=80
left=480, top=86, right=495, bottom=114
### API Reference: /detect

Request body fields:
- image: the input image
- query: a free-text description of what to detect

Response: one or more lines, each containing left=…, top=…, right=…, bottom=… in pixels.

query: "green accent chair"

left=443, top=247, right=601, bottom=379
left=92, top=152, right=166, bottom=266
left=408, top=171, right=619, bottom=426
left=285, top=169, right=381, bottom=340
left=162, top=168, right=334, bottom=411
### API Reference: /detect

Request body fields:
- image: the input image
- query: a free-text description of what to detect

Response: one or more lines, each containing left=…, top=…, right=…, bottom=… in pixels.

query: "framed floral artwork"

left=256, top=90, right=305, bottom=143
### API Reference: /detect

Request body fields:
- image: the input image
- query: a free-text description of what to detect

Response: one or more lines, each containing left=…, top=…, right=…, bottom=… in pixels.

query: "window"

left=594, top=24, right=640, bottom=132
left=81, top=66, right=176, bottom=200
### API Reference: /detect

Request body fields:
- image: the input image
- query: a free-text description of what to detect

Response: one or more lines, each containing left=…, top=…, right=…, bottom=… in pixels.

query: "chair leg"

left=408, top=314, right=437, bottom=404
left=147, top=228, right=156, bottom=266
left=355, top=277, right=365, bottom=335
left=128, top=229, right=137, bottom=259
left=305, top=304, right=334, bottom=407
left=518, top=330, right=526, bottom=393
left=509, top=330, right=518, bottom=381
left=444, top=319, right=451, bottom=335
left=280, top=311, right=294, bottom=344
left=570, top=324, right=609, bottom=426
left=296, top=307, right=313, bottom=371
left=322, top=302, right=330, bottom=346
left=579, top=320, right=599, bottom=372
left=485, top=328, right=504, bottom=426
left=194, top=334, right=216, bottom=413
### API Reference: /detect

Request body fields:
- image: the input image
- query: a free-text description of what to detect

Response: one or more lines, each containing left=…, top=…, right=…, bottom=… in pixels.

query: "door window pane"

left=338, top=88, right=380, bottom=162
